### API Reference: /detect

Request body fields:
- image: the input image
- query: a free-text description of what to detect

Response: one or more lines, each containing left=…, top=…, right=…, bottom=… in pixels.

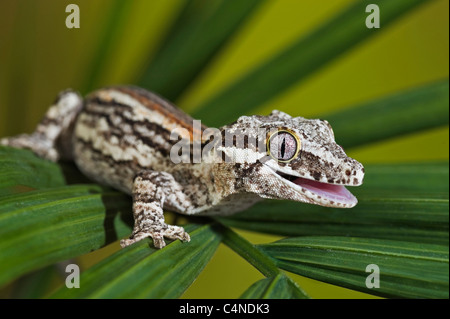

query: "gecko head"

left=228, top=110, right=365, bottom=208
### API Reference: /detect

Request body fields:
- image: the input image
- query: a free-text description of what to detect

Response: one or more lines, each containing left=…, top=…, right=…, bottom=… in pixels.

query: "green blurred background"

left=0, top=0, right=448, bottom=298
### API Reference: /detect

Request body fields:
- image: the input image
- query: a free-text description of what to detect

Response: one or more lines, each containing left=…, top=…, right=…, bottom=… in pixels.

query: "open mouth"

left=277, top=172, right=358, bottom=208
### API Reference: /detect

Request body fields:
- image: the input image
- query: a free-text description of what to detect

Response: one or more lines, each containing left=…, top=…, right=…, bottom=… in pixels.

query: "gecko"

left=1, top=86, right=365, bottom=249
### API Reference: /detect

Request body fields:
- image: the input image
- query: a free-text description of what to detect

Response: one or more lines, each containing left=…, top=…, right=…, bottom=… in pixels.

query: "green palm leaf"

left=49, top=224, right=221, bottom=298
left=0, top=147, right=66, bottom=195
left=192, top=0, right=430, bottom=126
left=0, top=182, right=131, bottom=287
left=258, top=237, right=449, bottom=298
left=240, top=273, right=307, bottom=299
left=138, top=0, right=266, bottom=101
left=326, top=79, right=449, bottom=149
left=79, top=0, right=135, bottom=94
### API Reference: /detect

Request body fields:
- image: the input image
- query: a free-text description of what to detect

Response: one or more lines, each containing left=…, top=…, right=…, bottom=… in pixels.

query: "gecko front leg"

left=120, top=171, right=191, bottom=249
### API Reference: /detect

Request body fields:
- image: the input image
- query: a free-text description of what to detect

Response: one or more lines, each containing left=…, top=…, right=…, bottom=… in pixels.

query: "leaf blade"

left=192, top=0, right=430, bottom=126
left=80, top=0, right=135, bottom=94
left=0, top=146, right=66, bottom=195
left=139, top=0, right=266, bottom=101
left=49, top=224, right=221, bottom=299
left=258, top=236, right=449, bottom=298
left=219, top=224, right=309, bottom=299
left=325, top=79, right=449, bottom=149
left=240, top=273, right=307, bottom=299
left=0, top=185, right=132, bottom=286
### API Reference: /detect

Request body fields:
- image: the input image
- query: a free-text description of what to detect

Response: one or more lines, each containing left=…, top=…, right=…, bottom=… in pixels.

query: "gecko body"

left=1, top=86, right=364, bottom=248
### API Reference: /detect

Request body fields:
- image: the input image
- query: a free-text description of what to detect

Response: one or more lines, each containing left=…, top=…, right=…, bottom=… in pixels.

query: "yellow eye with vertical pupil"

left=267, top=130, right=301, bottom=162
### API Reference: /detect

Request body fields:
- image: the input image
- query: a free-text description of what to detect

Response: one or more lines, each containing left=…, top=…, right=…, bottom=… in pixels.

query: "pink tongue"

left=292, top=177, right=355, bottom=202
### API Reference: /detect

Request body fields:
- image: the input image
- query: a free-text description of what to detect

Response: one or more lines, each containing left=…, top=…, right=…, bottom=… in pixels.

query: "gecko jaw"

left=275, top=171, right=358, bottom=208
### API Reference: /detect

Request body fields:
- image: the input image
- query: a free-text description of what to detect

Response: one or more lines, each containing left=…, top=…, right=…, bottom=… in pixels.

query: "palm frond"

left=258, top=237, right=449, bottom=298
left=192, top=0, right=430, bottom=126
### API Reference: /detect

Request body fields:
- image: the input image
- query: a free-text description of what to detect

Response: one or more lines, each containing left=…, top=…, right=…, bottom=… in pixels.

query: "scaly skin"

left=1, top=86, right=364, bottom=248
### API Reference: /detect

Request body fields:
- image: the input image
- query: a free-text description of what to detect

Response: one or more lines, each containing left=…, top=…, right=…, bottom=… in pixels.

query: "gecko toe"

left=165, top=225, right=191, bottom=243
left=120, top=238, right=136, bottom=248
left=121, top=225, right=190, bottom=249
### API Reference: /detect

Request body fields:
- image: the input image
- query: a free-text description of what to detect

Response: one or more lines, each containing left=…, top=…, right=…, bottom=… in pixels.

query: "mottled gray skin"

left=1, top=86, right=364, bottom=249
left=220, top=112, right=365, bottom=203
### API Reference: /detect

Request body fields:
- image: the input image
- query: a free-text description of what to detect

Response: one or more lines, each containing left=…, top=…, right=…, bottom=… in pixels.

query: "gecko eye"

left=267, top=130, right=300, bottom=162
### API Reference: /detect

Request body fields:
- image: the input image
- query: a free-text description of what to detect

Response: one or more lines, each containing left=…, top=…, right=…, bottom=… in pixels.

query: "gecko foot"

left=1, top=134, right=59, bottom=162
left=120, top=225, right=190, bottom=249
